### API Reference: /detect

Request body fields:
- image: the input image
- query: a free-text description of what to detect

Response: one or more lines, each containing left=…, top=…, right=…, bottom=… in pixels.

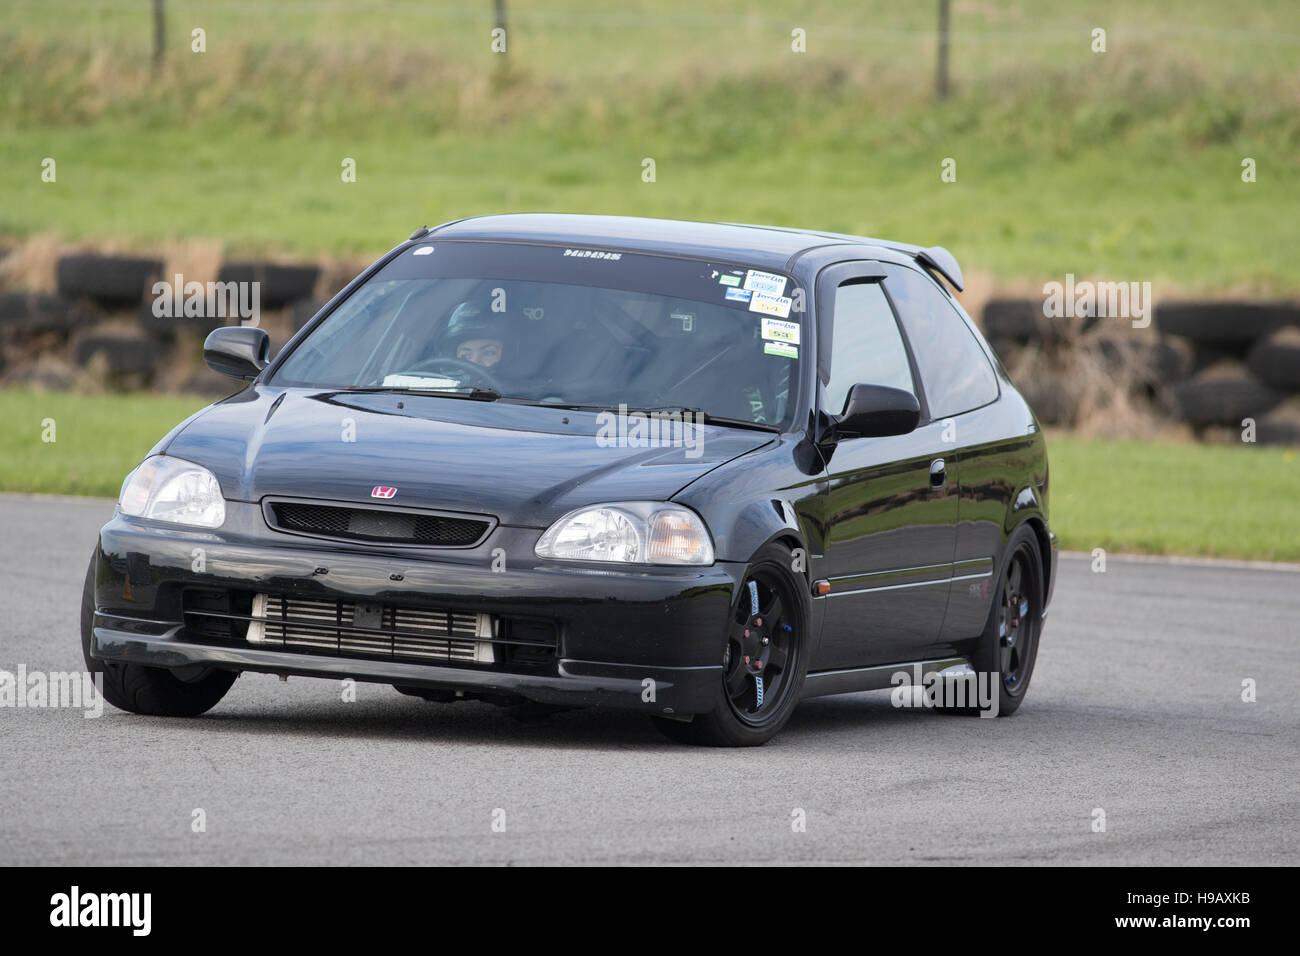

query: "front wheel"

left=652, top=543, right=810, bottom=746
left=81, top=552, right=236, bottom=717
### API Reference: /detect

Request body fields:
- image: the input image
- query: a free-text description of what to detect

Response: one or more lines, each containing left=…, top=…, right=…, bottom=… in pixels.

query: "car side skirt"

left=800, top=656, right=972, bottom=699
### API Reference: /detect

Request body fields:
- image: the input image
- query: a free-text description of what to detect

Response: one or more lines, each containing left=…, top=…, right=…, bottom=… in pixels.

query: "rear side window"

left=823, top=280, right=916, bottom=415
left=882, top=264, right=998, bottom=419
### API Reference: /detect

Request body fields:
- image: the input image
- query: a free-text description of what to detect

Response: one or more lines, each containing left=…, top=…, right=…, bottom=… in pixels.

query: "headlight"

left=535, top=502, right=714, bottom=566
left=119, top=455, right=226, bottom=528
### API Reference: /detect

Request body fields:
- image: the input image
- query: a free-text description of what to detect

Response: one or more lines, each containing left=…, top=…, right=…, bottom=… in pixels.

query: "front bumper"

left=91, top=505, right=741, bottom=715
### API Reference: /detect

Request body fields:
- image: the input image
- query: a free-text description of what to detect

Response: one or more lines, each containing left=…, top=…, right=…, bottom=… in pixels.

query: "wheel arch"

left=1021, top=515, right=1053, bottom=606
left=714, top=498, right=814, bottom=586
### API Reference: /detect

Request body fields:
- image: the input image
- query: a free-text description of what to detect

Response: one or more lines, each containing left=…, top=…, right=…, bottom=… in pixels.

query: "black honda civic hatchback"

left=83, top=214, right=1057, bottom=746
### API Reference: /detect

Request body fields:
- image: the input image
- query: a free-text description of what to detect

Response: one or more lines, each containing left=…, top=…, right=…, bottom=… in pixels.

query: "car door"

left=878, top=262, right=1006, bottom=656
left=814, top=263, right=959, bottom=670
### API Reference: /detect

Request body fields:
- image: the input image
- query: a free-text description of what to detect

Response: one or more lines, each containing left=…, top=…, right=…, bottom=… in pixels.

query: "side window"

left=824, top=280, right=916, bottom=415
left=883, top=264, right=999, bottom=419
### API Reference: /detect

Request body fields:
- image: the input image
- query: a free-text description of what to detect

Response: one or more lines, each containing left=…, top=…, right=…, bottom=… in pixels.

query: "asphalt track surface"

left=2, top=494, right=1296, bottom=865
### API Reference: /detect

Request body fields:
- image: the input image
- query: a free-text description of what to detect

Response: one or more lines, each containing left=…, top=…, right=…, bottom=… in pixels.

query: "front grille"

left=267, top=500, right=491, bottom=547
left=247, top=594, right=494, bottom=663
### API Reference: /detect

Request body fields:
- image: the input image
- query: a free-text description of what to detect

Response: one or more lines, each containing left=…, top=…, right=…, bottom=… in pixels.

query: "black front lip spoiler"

left=91, top=616, right=721, bottom=715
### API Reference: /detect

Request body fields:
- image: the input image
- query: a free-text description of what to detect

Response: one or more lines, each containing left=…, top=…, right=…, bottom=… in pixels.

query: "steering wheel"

left=397, top=357, right=504, bottom=391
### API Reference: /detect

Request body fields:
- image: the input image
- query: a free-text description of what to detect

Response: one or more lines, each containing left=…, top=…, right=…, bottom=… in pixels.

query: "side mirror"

left=832, top=384, right=921, bottom=439
left=204, top=326, right=269, bottom=380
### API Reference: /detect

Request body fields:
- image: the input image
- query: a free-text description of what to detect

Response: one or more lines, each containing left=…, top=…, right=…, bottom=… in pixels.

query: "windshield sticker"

left=761, top=317, right=800, bottom=344
left=671, top=311, right=695, bottom=332
left=764, top=341, right=798, bottom=358
left=744, top=269, right=788, bottom=295
left=563, top=248, right=623, bottom=260
left=718, top=273, right=742, bottom=287
left=725, top=287, right=753, bottom=304
left=748, top=290, right=793, bottom=318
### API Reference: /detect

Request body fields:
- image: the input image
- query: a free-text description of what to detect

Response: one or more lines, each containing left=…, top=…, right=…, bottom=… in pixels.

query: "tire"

left=73, top=334, right=160, bottom=376
left=1258, top=398, right=1300, bottom=447
left=81, top=552, right=236, bottom=717
left=936, top=525, right=1044, bottom=717
left=983, top=298, right=1098, bottom=347
left=1156, top=301, right=1297, bottom=346
left=0, top=293, right=73, bottom=342
left=983, top=299, right=1047, bottom=345
left=1190, top=344, right=1242, bottom=374
left=651, top=542, right=810, bottom=746
left=56, top=255, right=163, bottom=306
left=1086, top=336, right=1192, bottom=387
left=1172, top=361, right=1284, bottom=426
left=217, top=262, right=320, bottom=309
left=1247, top=327, right=1300, bottom=392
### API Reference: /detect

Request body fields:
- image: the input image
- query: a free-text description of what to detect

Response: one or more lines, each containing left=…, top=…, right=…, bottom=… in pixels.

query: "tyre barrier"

left=217, top=262, right=320, bottom=309
left=56, top=254, right=164, bottom=307
left=0, top=293, right=102, bottom=342
left=1247, top=327, right=1300, bottom=392
left=982, top=298, right=1101, bottom=347
left=983, top=297, right=1300, bottom=441
left=136, top=298, right=229, bottom=340
left=73, top=334, right=160, bottom=377
left=1171, top=360, right=1285, bottom=427
left=1155, top=301, right=1299, bottom=346
left=1085, top=336, right=1192, bottom=387
left=1258, top=399, right=1300, bottom=446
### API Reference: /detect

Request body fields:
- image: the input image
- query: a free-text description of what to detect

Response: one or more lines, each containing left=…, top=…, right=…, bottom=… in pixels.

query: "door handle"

left=929, top=458, right=946, bottom=489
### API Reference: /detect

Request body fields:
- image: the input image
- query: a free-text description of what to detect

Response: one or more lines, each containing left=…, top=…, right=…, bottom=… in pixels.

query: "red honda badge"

left=371, top=486, right=397, bottom=499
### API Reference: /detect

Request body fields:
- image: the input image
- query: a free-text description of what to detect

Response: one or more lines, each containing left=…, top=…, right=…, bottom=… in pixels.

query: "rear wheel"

left=936, top=525, right=1044, bottom=717
left=81, top=552, right=236, bottom=717
left=652, top=543, right=809, bottom=746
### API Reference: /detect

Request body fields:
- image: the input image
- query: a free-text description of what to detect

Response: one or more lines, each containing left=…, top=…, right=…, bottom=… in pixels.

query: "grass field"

left=1045, top=430, right=1300, bottom=563
left=0, top=389, right=208, bottom=497
left=1, top=388, right=1296, bottom=562
left=2, top=1, right=1298, bottom=291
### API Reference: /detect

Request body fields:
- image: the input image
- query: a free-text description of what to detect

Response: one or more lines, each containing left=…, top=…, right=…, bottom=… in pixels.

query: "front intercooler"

left=244, top=593, right=496, bottom=664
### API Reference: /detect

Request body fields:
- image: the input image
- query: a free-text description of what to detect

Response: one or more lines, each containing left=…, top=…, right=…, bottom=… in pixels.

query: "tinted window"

left=883, top=264, right=998, bottom=418
left=823, top=280, right=915, bottom=416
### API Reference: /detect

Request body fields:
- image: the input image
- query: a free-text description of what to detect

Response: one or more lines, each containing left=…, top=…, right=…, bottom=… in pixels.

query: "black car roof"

left=427, top=214, right=962, bottom=288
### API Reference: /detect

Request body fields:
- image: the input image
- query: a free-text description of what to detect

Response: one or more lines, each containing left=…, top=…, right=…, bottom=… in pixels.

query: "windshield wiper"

left=489, top=399, right=781, bottom=432
left=611, top=405, right=781, bottom=433
left=319, top=385, right=502, bottom=402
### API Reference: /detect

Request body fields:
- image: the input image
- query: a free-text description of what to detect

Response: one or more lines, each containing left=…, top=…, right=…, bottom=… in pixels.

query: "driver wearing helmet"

left=441, top=300, right=510, bottom=368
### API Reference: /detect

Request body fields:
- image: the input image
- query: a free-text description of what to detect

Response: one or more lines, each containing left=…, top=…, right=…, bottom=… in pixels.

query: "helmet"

left=441, top=297, right=515, bottom=367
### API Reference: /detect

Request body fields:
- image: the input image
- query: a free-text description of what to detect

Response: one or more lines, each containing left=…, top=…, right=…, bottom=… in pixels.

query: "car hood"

left=163, top=387, right=773, bottom=527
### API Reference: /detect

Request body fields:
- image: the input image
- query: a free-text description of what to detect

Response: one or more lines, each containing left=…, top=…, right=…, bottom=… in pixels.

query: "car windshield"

left=270, top=241, right=802, bottom=427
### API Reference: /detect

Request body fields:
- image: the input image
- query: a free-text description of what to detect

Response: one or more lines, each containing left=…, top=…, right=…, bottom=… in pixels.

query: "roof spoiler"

left=915, top=246, right=963, bottom=292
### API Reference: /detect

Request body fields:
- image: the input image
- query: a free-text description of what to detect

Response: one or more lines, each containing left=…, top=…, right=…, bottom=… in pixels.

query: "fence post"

left=936, top=0, right=950, bottom=101
left=152, top=0, right=166, bottom=71
left=494, top=0, right=508, bottom=69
